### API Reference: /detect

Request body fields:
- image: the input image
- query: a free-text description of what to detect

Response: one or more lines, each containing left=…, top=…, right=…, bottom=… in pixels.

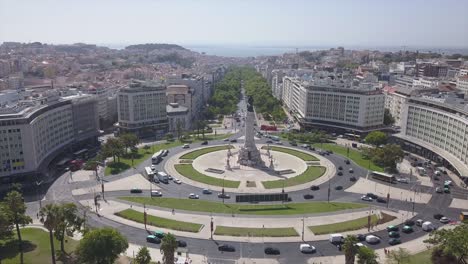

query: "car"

left=376, top=197, right=387, bottom=203
left=289, top=141, right=298, bottom=146
left=416, top=219, right=424, bottom=226
left=223, top=138, right=229, bottom=142
left=436, top=187, right=443, bottom=193
left=167, top=175, right=173, bottom=180
left=361, top=195, right=373, bottom=202
left=326, top=150, right=333, bottom=154
left=387, top=225, right=399, bottom=232
left=350, top=177, right=357, bottom=182
left=301, top=144, right=309, bottom=148
left=276, top=141, right=283, bottom=145
left=173, top=178, right=182, bottom=184
left=349, top=168, right=354, bottom=173
left=345, top=159, right=350, bottom=164
left=365, top=235, right=380, bottom=244
left=444, top=187, right=450, bottom=193
left=356, top=234, right=366, bottom=241
left=188, top=193, right=199, bottom=199
left=355, top=242, right=366, bottom=248
left=444, top=180, right=453, bottom=186
left=264, top=247, right=280, bottom=255
left=335, top=186, right=343, bottom=190
left=202, top=188, right=212, bottom=194
left=201, top=141, right=208, bottom=145
left=183, top=144, right=190, bottom=148
left=266, top=140, right=273, bottom=144
left=299, top=243, right=316, bottom=253
left=150, top=190, right=162, bottom=197
left=218, top=193, right=231, bottom=199
left=338, top=166, right=343, bottom=170
left=388, top=238, right=401, bottom=245
left=402, top=225, right=413, bottom=233
left=130, top=188, right=143, bottom=193
left=230, top=139, right=237, bottom=143
left=366, top=193, right=379, bottom=199
left=146, top=235, right=161, bottom=244
left=303, top=194, right=314, bottom=199
left=440, top=217, right=450, bottom=223
left=397, top=178, right=410, bottom=183
left=310, top=185, right=320, bottom=191
left=152, top=230, right=165, bottom=238
left=150, top=164, right=157, bottom=171
left=177, top=240, right=187, bottom=247
left=404, top=220, right=415, bottom=226
left=218, top=244, right=235, bottom=252
left=162, top=149, right=169, bottom=156
left=337, top=171, right=343, bottom=176
left=388, top=231, right=400, bottom=238
left=433, top=213, right=444, bottom=220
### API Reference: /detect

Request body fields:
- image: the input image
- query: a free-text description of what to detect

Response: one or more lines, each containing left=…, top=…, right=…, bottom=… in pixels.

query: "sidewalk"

left=81, top=198, right=407, bottom=243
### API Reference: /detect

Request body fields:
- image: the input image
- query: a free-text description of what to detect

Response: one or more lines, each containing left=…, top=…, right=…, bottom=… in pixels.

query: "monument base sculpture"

left=237, top=95, right=265, bottom=167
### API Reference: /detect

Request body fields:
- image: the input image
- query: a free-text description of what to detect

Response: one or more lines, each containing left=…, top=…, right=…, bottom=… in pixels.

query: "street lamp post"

left=301, top=216, right=305, bottom=241
left=35, top=179, right=43, bottom=209
left=282, top=178, right=285, bottom=204
left=222, top=176, right=226, bottom=204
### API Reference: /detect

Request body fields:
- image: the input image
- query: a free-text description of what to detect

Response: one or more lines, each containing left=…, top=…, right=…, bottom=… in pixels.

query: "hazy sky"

left=1, top=0, right=467, bottom=47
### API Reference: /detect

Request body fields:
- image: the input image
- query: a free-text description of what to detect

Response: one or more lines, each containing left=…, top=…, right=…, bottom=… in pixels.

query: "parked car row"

left=218, top=243, right=316, bottom=255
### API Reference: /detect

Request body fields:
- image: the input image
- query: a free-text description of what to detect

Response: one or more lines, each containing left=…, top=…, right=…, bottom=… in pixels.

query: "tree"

left=120, top=133, right=139, bottom=154
left=365, top=131, right=388, bottom=146
left=176, top=120, right=183, bottom=141
left=54, top=203, right=83, bottom=253
left=164, top=133, right=174, bottom=142
left=431, top=248, right=458, bottom=264
left=386, top=248, right=411, bottom=264
left=384, top=109, right=395, bottom=126
left=424, top=223, right=468, bottom=264
left=102, top=138, right=125, bottom=163
left=343, top=235, right=359, bottom=264
left=371, top=144, right=404, bottom=171
left=0, top=203, right=13, bottom=240
left=135, top=246, right=151, bottom=264
left=39, top=204, right=61, bottom=264
left=3, top=190, right=32, bottom=264
left=160, top=233, right=177, bottom=264
left=357, top=246, right=379, bottom=264
left=76, top=227, right=128, bottom=264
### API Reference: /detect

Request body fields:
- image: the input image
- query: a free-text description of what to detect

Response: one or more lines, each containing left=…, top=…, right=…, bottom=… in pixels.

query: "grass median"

left=174, top=164, right=240, bottom=188
left=262, top=166, right=326, bottom=189
left=308, top=212, right=396, bottom=235
left=214, top=226, right=298, bottom=237
left=261, top=146, right=318, bottom=161
left=180, top=145, right=233, bottom=160
left=115, top=209, right=203, bottom=233
left=119, top=197, right=367, bottom=216
left=312, top=143, right=384, bottom=172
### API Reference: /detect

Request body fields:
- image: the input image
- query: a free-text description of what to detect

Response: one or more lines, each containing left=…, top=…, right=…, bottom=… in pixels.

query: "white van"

left=422, top=221, right=435, bottom=231
left=365, top=235, right=380, bottom=244
left=329, top=234, right=344, bottom=244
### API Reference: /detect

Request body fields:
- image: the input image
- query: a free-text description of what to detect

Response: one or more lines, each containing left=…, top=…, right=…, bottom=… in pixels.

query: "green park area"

left=174, top=164, right=240, bottom=188
left=312, top=143, right=384, bottom=172
left=262, top=146, right=319, bottom=161
left=308, top=213, right=396, bottom=235
left=0, top=228, right=78, bottom=264
left=105, top=133, right=232, bottom=175
left=119, top=197, right=367, bottom=216
left=115, top=209, right=203, bottom=233
left=214, top=226, right=298, bottom=237
left=262, top=166, right=326, bottom=189
left=180, top=145, right=233, bottom=160
left=407, top=249, right=433, bottom=264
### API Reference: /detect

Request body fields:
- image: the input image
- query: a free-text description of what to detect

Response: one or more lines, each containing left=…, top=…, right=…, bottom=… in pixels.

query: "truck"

left=329, top=234, right=344, bottom=244
left=157, top=171, right=169, bottom=183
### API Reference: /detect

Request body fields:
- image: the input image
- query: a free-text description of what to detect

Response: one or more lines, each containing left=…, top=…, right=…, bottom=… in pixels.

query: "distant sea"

left=102, top=43, right=468, bottom=57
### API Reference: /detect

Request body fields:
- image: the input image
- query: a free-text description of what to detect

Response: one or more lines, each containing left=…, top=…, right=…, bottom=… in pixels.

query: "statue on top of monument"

left=247, top=96, right=254, bottom=112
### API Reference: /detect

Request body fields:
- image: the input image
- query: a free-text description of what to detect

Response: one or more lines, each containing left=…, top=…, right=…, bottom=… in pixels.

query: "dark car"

left=388, top=238, right=401, bottom=245
left=345, top=159, right=350, bottom=164
left=266, top=140, right=273, bottom=144
left=366, top=193, right=378, bottom=199
left=289, top=141, right=298, bottom=146
left=388, top=231, right=400, bottom=238
left=337, top=171, right=343, bottom=176
left=230, top=139, right=237, bottom=143
left=350, top=177, right=357, bottom=182
left=152, top=230, right=165, bottom=238
left=218, top=244, right=235, bottom=252
left=201, top=141, right=208, bottom=145
left=264, top=247, right=280, bottom=255
left=338, top=166, right=343, bottom=170
left=376, top=197, right=387, bottom=203
left=402, top=225, right=414, bottom=233
left=433, top=213, right=444, bottom=220
left=356, top=234, right=366, bottom=241
left=218, top=193, right=231, bottom=199
left=310, top=185, right=320, bottom=191
left=335, top=186, right=343, bottom=190
left=303, top=194, right=314, bottom=199
left=146, top=235, right=161, bottom=244
left=326, top=150, right=333, bottom=154
left=177, top=240, right=187, bottom=247
left=130, top=188, right=143, bottom=193
left=404, top=220, right=415, bottom=226
left=387, top=225, right=399, bottom=232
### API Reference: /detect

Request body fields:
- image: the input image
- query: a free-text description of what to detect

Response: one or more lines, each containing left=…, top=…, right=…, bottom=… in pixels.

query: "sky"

left=1, top=0, right=467, bottom=48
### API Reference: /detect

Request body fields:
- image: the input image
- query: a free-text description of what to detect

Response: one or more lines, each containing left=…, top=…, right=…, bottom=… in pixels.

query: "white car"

left=276, top=141, right=283, bottom=145
left=440, top=217, right=450, bottom=223
left=444, top=180, right=452, bottom=186
left=299, top=243, right=316, bottom=253
left=150, top=190, right=162, bottom=197
left=173, top=178, right=182, bottom=184
left=188, top=193, right=199, bottom=199
left=183, top=144, right=190, bottom=149
left=397, top=178, right=410, bottom=183
left=365, top=235, right=380, bottom=244
left=150, top=165, right=157, bottom=171
left=355, top=242, right=366, bottom=248
left=361, top=195, right=373, bottom=202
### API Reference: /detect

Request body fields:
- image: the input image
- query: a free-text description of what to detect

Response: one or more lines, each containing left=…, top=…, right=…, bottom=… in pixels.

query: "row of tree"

left=205, top=67, right=242, bottom=119
left=283, top=131, right=331, bottom=144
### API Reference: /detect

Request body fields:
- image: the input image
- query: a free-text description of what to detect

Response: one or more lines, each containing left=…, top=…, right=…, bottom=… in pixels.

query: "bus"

left=344, top=133, right=361, bottom=141
left=152, top=150, right=164, bottom=164
left=370, top=171, right=396, bottom=183
left=144, top=167, right=155, bottom=180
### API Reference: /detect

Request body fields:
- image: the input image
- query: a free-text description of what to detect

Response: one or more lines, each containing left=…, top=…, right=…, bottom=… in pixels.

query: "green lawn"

left=0, top=228, right=78, bottom=264
left=119, top=197, right=367, bottom=215
left=174, top=164, right=240, bottom=188
left=180, top=145, right=233, bottom=160
left=311, top=143, right=384, bottom=172
left=261, top=146, right=318, bottom=161
left=407, top=249, right=433, bottom=264
left=214, top=226, right=298, bottom=237
left=262, top=166, right=326, bottom=189
left=309, top=215, right=379, bottom=235
left=115, top=209, right=203, bottom=232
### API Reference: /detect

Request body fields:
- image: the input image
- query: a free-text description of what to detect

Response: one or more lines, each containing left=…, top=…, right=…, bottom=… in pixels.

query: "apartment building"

left=167, top=103, right=189, bottom=134
left=116, top=80, right=168, bottom=138
left=456, top=75, right=468, bottom=96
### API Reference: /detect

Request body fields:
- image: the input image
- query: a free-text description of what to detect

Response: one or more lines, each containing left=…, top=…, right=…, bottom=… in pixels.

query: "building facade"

left=456, top=75, right=468, bottom=96
left=166, top=103, right=189, bottom=135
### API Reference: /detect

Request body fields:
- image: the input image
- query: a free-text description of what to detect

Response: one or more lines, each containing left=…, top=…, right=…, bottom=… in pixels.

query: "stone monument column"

left=238, top=95, right=265, bottom=167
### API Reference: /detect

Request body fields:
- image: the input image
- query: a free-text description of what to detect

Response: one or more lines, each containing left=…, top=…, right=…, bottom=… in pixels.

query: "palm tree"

left=40, top=204, right=61, bottom=264
left=135, top=246, right=151, bottom=264
left=343, top=235, right=359, bottom=264
left=160, top=233, right=177, bottom=264
left=3, top=190, right=32, bottom=264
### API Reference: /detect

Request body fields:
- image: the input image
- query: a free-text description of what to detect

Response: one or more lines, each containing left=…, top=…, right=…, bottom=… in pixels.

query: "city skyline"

left=1, top=0, right=468, bottom=48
